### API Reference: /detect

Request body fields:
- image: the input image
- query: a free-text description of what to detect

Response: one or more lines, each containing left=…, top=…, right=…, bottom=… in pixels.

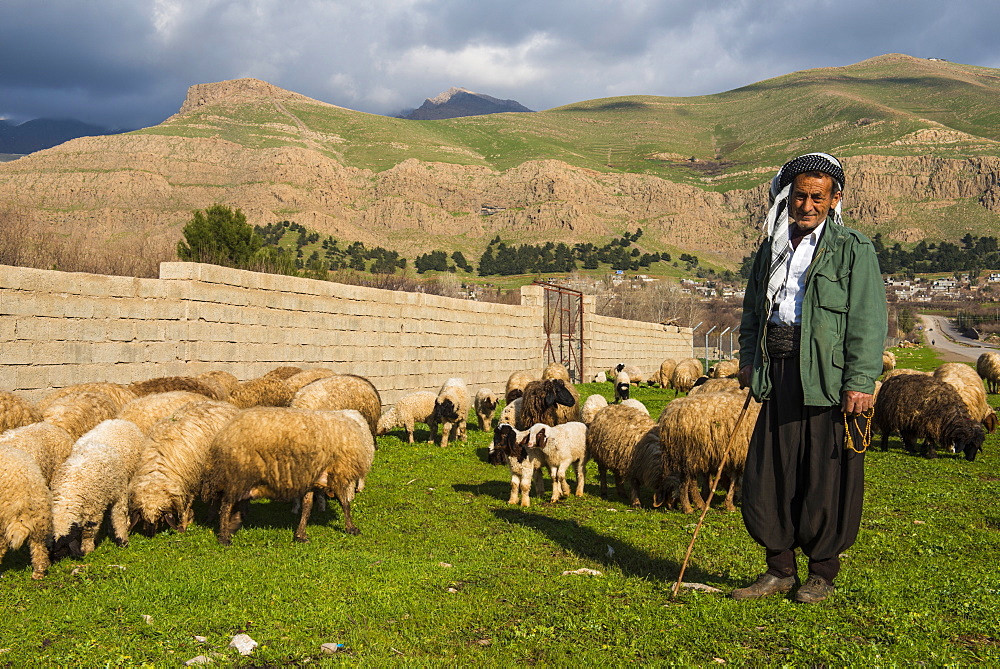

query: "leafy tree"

left=177, top=204, right=264, bottom=268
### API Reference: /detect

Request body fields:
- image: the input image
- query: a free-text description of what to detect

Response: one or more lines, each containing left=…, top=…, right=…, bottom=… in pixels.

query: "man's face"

left=788, top=173, right=841, bottom=232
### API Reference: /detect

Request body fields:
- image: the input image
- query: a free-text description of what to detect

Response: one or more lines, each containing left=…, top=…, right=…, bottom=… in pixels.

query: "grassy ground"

left=1, top=352, right=999, bottom=665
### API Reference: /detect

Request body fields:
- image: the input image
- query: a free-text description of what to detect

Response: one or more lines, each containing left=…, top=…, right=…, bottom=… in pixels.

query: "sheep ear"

left=163, top=513, right=178, bottom=530
left=128, top=510, right=143, bottom=532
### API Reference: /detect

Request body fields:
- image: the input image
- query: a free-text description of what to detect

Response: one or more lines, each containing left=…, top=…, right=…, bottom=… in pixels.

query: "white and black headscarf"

left=763, top=152, right=845, bottom=309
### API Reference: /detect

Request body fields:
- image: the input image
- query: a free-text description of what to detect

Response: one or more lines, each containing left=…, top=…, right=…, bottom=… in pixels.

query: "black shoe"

left=794, top=575, right=835, bottom=603
left=730, top=572, right=797, bottom=600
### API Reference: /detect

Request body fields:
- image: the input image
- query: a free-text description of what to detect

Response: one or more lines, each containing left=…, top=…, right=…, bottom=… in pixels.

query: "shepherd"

left=734, top=153, right=887, bottom=603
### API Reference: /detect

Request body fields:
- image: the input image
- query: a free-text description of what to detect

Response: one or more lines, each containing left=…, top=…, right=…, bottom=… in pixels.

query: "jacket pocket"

left=814, top=267, right=849, bottom=313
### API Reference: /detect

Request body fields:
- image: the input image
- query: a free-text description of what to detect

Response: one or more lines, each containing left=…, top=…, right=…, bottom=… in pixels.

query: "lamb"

left=203, top=407, right=375, bottom=543
left=515, top=378, right=578, bottom=430
left=709, top=359, right=739, bottom=379
left=229, top=376, right=295, bottom=409
left=117, top=391, right=211, bottom=434
left=431, top=378, right=470, bottom=448
left=529, top=421, right=588, bottom=503
left=0, top=446, right=53, bottom=579
left=42, top=391, right=118, bottom=441
left=659, top=390, right=760, bottom=513
left=376, top=391, right=438, bottom=444
left=38, top=383, right=137, bottom=414
left=128, top=376, right=224, bottom=401
left=0, top=391, right=41, bottom=434
left=129, top=400, right=240, bottom=534
left=620, top=398, right=649, bottom=415
left=50, top=419, right=152, bottom=557
left=491, top=423, right=547, bottom=507
left=505, top=370, right=540, bottom=404
left=581, top=393, right=609, bottom=425
left=978, top=351, right=1000, bottom=394
left=0, top=422, right=74, bottom=485
left=284, top=368, right=336, bottom=393
left=933, top=362, right=997, bottom=433
left=542, top=362, right=571, bottom=382
left=873, top=373, right=985, bottom=460
left=291, top=374, right=382, bottom=436
left=882, top=350, right=897, bottom=375
left=669, top=358, right=704, bottom=396
left=474, top=388, right=500, bottom=432
left=613, top=364, right=631, bottom=403
left=586, top=404, right=672, bottom=507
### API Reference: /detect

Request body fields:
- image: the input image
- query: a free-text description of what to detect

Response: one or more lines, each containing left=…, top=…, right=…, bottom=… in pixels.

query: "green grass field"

left=2, top=351, right=999, bottom=665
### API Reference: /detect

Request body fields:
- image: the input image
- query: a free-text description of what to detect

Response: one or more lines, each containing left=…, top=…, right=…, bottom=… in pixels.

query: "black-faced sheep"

left=42, top=391, right=118, bottom=441
left=204, top=407, right=375, bottom=544
left=128, top=376, right=224, bottom=401
left=515, top=378, right=578, bottom=430
left=50, top=419, right=152, bottom=557
left=592, top=371, right=607, bottom=383
left=117, top=390, right=212, bottom=434
left=474, top=388, right=500, bottom=432
left=0, top=422, right=74, bottom=485
left=933, top=362, right=997, bottom=433
left=129, top=400, right=240, bottom=534
left=376, top=391, right=438, bottom=444
left=291, top=374, right=382, bottom=436
left=431, top=378, right=470, bottom=448
left=0, top=445, right=53, bottom=579
left=529, top=421, right=588, bottom=502
left=659, top=390, right=759, bottom=514
left=586, top=404, right=672, bottom=508
left=613, top=364, right=630, bottom=403
left=0, top=391, right=42, bottom=434
left=978, top=351, right=1000, bottom=394
left=491, top=423, right=546, bottom=507
left=873, top=373, right=985, bottom=460
left=505, top=370, right=540, bottom=405
left=230, top=376, right=295, bottom=409
left=669, top=358, right=704, bottom=396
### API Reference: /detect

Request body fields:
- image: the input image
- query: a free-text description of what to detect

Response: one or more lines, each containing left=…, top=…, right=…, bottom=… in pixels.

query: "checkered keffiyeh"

left=763, top=153, right=845, bottom=310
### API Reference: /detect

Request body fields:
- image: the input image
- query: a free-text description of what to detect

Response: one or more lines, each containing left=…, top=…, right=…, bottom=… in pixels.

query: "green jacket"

left=739, top=221, right=887, bottom=406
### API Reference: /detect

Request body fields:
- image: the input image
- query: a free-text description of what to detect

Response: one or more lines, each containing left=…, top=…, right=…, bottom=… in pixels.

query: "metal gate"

left=536, top=281, right=584, bottom=382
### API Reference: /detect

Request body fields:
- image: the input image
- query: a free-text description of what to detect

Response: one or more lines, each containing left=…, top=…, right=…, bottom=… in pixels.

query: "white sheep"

left=432, top=378, right=470, bottom=447
left=528, top=421, right=588, bottom=503
left=619, top=398, right=649, bottom=415
left=581, top=394, right=609, bottom=425
left=474, top=388, right=500, bottom=432
left=613, top=364, right=630, bottom=403
left=50, top=419, right=152, bottom=557
left=499, top=397, right=522, bottom=429
left=291, top=374, right=382, bottom=436
left=0, top=422, right=74, bottom=485
left=376, top=391, right=438, bottom=444
left=0, top=445, right=53, bottom=579
left=204, top=407, right=375, bottom=544
left=491, top=423, right=547, bottom=507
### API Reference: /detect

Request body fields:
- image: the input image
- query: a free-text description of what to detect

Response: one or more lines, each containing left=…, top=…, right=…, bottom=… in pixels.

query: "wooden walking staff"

left=670, top=391, right=757, bottom=599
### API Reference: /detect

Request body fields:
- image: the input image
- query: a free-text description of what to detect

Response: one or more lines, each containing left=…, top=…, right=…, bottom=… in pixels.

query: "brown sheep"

left=658, top=359, right=678, bottom=389
left=230, top=377, right=294, bottom=409
left=128, top=376, right=224, bottom=401
left=291, top=374, right=382, bottom=436
left=709, top=359, right=739, bottom=379
left=195, top=370, right=240, bottom=401
left=42, top=391, right=118, bottom=441
left=38, top=383, right=137, bottom=414
left=117, top=391, right=210, bottom=434
left=0, top=391, right=41, bottom=434
left=669, top=358, right=704, bottom=396
left=505, top=370, right=540, bottom=405
left=284, top=369, right=336, bottom=393
left=977, top=351, right=1000, bottom=394
left=515, top=378, right=579, bottom=431
left=688, top=378, right=741, bottom=396
left=586, top=404, right=673, bottom=507
left=262, top=366, right=304, bottom=381
left=541, top=362, right=571, bottom=382
left=474, top=388, right=500, bottom=432
left=932, top=363, right=997, bottom=434
left=882, top=350, right=897, bottom=375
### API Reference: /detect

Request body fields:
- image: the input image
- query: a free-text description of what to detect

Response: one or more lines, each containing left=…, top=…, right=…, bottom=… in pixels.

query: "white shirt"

left=769, top=220, right=825, bottom=325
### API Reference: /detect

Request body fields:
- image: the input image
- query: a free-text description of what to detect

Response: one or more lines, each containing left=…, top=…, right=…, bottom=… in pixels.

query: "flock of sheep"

left=0, top=348, right=998, bottom=582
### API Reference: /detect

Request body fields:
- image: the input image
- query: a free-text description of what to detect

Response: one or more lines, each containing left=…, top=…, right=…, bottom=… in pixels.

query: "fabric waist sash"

left=766, top=324, right=801, bottom=359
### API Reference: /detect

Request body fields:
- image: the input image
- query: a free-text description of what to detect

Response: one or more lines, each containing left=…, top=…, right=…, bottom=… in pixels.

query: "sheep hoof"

left=217, top=536, right=232, bottom=547
left=294, top=535, right=310, bottom=543
left=31, top=571, right=46, bottom=580
left=345, top=527, right=361, bottom=536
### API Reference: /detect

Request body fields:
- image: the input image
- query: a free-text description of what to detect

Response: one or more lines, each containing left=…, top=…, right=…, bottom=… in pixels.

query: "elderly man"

left=734, top=153, right=887, bottom=603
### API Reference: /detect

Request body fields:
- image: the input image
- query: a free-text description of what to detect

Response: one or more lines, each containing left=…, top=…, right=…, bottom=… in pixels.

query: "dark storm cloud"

left=0, top=0, right=998, bottom=129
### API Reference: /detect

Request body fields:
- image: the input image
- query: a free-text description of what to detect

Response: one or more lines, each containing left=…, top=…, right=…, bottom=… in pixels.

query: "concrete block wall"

left=1, top=263, right=692, bottom=405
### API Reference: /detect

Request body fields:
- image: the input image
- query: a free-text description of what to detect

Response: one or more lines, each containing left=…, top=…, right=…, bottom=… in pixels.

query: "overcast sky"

left=2, top=0, right=999, bottom=129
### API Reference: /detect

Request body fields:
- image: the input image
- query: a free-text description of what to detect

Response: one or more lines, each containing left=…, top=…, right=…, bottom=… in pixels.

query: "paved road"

left=917, top=314, right=1000, bottom=363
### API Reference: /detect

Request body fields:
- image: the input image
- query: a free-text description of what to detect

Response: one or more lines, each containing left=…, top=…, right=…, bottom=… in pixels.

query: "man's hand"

left=738, top=365, right=752, bottom=389
left=841, top=390, right=874, bottom=415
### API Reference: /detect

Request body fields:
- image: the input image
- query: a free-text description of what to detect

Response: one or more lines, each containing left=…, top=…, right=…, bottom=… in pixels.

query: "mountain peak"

left=177, top=78, right=318, bottom=115
left=406, top=88, right=533, bottom=120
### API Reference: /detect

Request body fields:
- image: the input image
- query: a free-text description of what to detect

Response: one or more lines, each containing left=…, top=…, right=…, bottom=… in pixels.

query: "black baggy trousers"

left=740, top=356, right=866, bottom=582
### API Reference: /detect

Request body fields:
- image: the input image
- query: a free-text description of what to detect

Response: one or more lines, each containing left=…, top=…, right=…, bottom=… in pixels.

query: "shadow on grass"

left=453, top=480, right=511, bottom=502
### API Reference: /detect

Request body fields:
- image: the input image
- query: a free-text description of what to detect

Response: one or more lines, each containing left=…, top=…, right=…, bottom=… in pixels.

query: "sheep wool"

left=50, top=419, right=152, bottom=556
left=284, top=369, right=336, bottom=393
left=516, top=378, right=578, bottom=430
left=624, top=365, right=645, bottom=385
left=474, top=388, right=500, bottom=432
left=491, top=424, right=547, bottom=507
left=669, top=358, right=704, bottom=396
left=581, top=394, right=609, bottom=425
left=882, top=368, right=931, bottom=381
left=432, top=378, right=470, bottom=447
left=659, top=359, right=678, bottom=388
left=542, top=362, right=571, bottom=382
left=262, top=366, right=304, bottom=381
left=586, top=404, right=670, bottom=508
left=118, top=391, right=210, bottom=434
left=688, top=378, right=742, bottom=396
left=291, top=374, right=382, bottom=436
left=619, top=398, right=649, bottom=415
left=0, top=445, right=53, bottom=579
left=230, top=377, right=295, bottom=410
left=195, top=370, right=240, bottom=401
left=0, top=422, right=74, bottom=485
left=205, top=407, right=375, bottom=543
left=932, top=363, right=996, bottom=433
left=0, top=391, right=41, bottom=435
left=376, top=391, right=438, bottom=444
left=977, top=351, right=1000, bottom=395
left=882, top=350, right=897, bottom=375
left=38, top=383, right=137, bottom=414
left=42, top=391, right=118, bottom=441
left=592, top=371, right=607, bottom=383
left=499, top=397, right=522, bottom=428
left=709, top=359, right=739, bottom=379
left=529, top=421, right=588, bottom=503
left=128, top=376, right=223, bottom=401
left=505, top=370, right=540, bottom=405
left=130, top=400, right=240, bottom=533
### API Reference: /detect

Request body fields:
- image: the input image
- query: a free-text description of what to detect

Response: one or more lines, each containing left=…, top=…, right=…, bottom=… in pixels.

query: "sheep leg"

left=294, top=492, right=313, bottom=543
left=532, top=467, right=544, bottom=499
left=110, top=494, right=131, bottom=547
left=629, top=477, right=642, bottom=507
left=439, top=422, right=452, bottom=448
left=879, top=431, right=890, bottom=451
left=690, top=477, right=707, bottom=511
left=79, top=521, right=99, bottom=556
left=426, top=418, right=438, bottom=444
left=179, top=500, right=195, bottom=532
left=549, top=466, right=562, bottom=502
left=679, top=475, right=694, bottom=514
left=508, top=475, right=521, bottom=505
left=598, top=463, right=609, bottom=498
left=29, top=538, right=49, bottom=580
left=611, top=470, right=627, bottom=501
left=459, top=419, right=467, bottom=441
left=406, top=424, right=415, bottom=444
left=519, top=474, right=534, bottom=507
left=574, top=460, right=585, bottom=497
left=338, top=494, right=360, bottom=535
left=723, top=476, right=738, bottom=512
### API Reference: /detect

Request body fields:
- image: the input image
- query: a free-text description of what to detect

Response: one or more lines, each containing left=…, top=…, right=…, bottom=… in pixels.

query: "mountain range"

left=403, top=87, right=533, bottom=120
left=1, top=53, right=999, bottom=272
left=0, top=118, right=123, bottom=156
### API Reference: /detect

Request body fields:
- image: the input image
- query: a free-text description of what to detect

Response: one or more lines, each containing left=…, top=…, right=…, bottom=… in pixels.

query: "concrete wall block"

left=0, top=341, right=34, bottom=365
left=0, top=317, right=14, bottom=342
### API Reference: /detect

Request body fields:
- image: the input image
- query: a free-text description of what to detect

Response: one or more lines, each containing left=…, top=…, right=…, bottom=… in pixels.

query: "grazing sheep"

left=529, top=422, right=588, bottom=502
left=284, top=369, right=336, bottom=393
left=613, top=364, right=631, bottom=403
left=542, top=362, right=571, bottom=382
left=42, top=391, right=118, bottom=441
left=505, top=370, right=540, bottom=404
left=932, top=363, right=997, bottom=434
left=516, top=378, right=578, bottom=430
left=688, top=377, right=742, bottom=396
left=977, top=351, right=1000, bottom=394
left=592, top=371, right=607, bottom=383
left=669, top=358, right=704, bottom=396
left=195, top=370, right=239, bottom=401
left=0, top=391, right=41, bottom=434
left=0, top=422, right=74, bottom=485
left=128, top=376, right=223, bottom=401
left=581, top=394, right=609, bottom=425
left=291, top=374, right=382, bottom=436
left=204, top=407, right=375, bottom=543
left=882, top=350, right=897, bottom=375
left=376, top=391, right=438, bottom=444
left=230, top=376, right=295, bottom=410
left=0, top=446, right=53, bottom=579
left=873, top=373, right=985, bottom=460
left=474, top=389, right=500, bottom=432
left=624, top=365, right=645, bottom=385
left=50, top=420, right=152, bottom=557
left=659, top=359, right=678, bottom=389
left=586, top=404, right=672, bottom=507
left=659, top=390, right=760, bottom=513
left=647, top=369, right=663, bottom=387
left=620, top=398, right=649, bottom=415
left=129, top=400, right=240, bottom=534
left=431, top=378, right=470, bottom=448
left=38, top=383, right=137, bottom=414
left=499, top=397, right=522, bottom=429
left=491, top=423, right=546, bottom=507
left=882, top=368, right=931, bottom=381
left=263, top=366, right=304, bottom=381
left=117, top=391, right=210, bottom=434
left=709, top=359, right=739, bottom=379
